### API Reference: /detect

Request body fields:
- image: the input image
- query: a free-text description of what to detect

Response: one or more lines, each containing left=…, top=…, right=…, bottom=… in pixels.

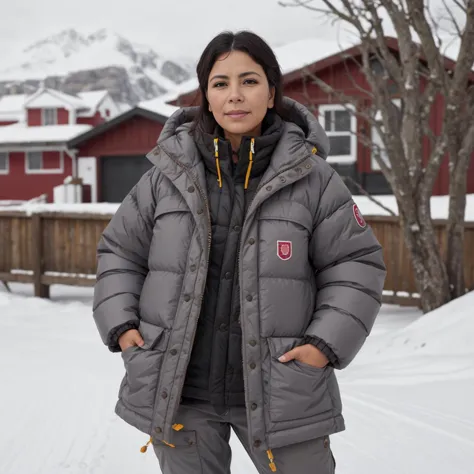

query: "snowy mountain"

left=0, top=29, right=195, bottom=105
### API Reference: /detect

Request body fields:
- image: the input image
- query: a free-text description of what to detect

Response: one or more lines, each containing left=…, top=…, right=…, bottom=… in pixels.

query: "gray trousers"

left=152, top=399, right=336, bottom=474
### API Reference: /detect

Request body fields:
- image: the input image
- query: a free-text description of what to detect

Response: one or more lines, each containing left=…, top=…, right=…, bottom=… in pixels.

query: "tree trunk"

left=398, top=198, right=451, bottom=312
left=446, top=167, right=467, bottom=299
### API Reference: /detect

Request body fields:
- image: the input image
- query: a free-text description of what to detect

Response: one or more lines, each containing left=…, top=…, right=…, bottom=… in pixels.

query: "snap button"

left=249, top=362, right=256, bottom=370
left=251, top=403, right=257, bottom=410
left=161, top=391, right=168, bottom=399
left=279, top=177, right=286, bottom=183
left=233, top=225, right=241, bottom=232
left=197, top=208, right=203, bottom=214
left=184, top=295, right=191, bottom=302
left=305, top=163, right=312, bottom=169
left=170, top=349, right=177, bottom=356
left=248, top=238, right=255, bottom=245
left=155, top=427, right=162, bottom=433
left=246, top=295, right=253, bottom=302
left=188, top=186, right=195, bottom=193
left=249, top=340, right=257, bottom=347
left=190, top=265, right=196, bottom=272
left=224, top=272, right=232, bottom=279
left=266, top=185, right=272, bottom=191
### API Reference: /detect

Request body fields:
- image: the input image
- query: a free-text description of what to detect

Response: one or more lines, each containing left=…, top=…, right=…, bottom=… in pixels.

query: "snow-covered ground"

left=0, top=283, right=473, bottom=473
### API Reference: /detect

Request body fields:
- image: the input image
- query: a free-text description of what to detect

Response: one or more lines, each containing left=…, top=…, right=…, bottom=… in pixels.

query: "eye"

left=244, top=78, right=258, bottom=85
left=212, top=81, right=227, bottom=88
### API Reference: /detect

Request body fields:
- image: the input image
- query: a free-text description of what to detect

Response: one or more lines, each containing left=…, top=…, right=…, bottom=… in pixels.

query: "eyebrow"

left=209, top=71, right=262, bottom=82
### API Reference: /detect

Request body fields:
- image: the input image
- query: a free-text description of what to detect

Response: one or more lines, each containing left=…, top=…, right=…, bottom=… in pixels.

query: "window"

left=0, top=152, right=9, bottom=174
left=371, top=99, right=402, bottom=171
left=318, top=104, right=357, bottom=164
left=25, top=151, right=64, bottom=174
left=27, top=151, right=43, bottom=170
left=42, top=108, right=57, bottom=125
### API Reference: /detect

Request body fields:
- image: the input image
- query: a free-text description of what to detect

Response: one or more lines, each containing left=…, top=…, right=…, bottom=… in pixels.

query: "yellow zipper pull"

left=140, top=436, right=153, bottom=453
left=172, top=423, right=184, bottom=431
left=244, top=138, right=255, bottom=190
left=214, top=138, right=223, bottom=188
left=267, top=449, right=277, bottom=471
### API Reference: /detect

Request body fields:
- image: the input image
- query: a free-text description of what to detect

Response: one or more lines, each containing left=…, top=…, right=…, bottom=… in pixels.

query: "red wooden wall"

left=0, top=151, right=71, bottom=202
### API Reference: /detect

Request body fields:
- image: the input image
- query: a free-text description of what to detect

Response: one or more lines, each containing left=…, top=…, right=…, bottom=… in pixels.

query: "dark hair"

left=191, top=30, right=283, bottom=133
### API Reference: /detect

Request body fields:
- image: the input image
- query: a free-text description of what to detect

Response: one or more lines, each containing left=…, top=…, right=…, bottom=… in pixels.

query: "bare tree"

left=280, top=0, right=474, bottom=312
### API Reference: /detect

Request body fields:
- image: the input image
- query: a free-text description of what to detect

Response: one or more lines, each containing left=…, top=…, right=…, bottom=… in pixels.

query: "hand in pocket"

left=278, top=344, right=328, bottom=369
left=119, top=329, right=145, bottom=352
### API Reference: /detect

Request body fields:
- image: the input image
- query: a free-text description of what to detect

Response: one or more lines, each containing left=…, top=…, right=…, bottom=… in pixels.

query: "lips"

left=225, top=110, right=249, bottom=118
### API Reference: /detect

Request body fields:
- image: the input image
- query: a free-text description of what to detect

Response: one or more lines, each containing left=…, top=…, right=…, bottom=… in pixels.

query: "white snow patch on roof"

left=139, top=97, right=179, bottom=118
left=275, top=38, right=351, bottom=75
left=0, top=94, right=27, bottom=121
left=77, top=90, right=108, bottom=112
left=0, top=123, right=92, bottom=145
left=25, top=89, right=87, bottom=110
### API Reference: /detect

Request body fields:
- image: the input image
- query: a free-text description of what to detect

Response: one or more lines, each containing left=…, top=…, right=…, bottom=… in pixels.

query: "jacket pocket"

left=267, top=337, right=333, bottom=423
left=120, top=320, right=169, bottom=419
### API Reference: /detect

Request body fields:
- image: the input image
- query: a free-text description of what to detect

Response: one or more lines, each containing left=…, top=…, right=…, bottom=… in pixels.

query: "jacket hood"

left=148, top=97, right=330, bottom=173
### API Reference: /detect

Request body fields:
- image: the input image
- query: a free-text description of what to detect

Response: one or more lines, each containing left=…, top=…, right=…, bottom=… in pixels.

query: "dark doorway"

left=101, top=155, right=152, bottom=202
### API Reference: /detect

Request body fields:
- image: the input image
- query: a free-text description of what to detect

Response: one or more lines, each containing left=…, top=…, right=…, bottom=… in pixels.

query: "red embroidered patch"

left=277, top=241, right=292, bottom=261
left=353, top=204, right=366, bottom=228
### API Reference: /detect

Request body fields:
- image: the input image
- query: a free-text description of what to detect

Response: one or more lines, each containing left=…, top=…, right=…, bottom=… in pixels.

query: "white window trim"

left=25, top=150, right=64, bottom=175
left=0, top=151, right=9, bottom=175
left=371, top=99, right=401, bottom=171
left=318, top=104, right=357, bottom=165
left=42, top=108, right=58, bottom=126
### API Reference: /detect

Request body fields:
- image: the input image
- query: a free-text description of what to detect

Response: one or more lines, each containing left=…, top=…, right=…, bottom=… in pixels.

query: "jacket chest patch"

left=277, top=240, right=293, bottom=261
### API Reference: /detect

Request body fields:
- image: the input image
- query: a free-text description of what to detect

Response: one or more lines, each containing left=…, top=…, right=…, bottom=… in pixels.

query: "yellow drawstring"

left=267, top=449, right=277, bottom=471
left=214, top=138, right=223, bottom=188
left=140, top=437, right=153, bottom=453
left=244, top=138, right=255, bottom=190
left=140, top=424, right=184, bottom=453
left=311, top=146, right=318, bottom=155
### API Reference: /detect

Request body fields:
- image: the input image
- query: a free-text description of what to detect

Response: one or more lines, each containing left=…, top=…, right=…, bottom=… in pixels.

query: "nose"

left=228, top=83, right=244, bottom=104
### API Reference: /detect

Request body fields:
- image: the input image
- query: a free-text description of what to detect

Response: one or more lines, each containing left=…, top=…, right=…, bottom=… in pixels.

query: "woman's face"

left=207, top=50, right=275, bottom=141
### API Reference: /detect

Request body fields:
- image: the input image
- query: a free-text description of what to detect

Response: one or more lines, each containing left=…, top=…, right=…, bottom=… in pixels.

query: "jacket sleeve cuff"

left=106, top=320, right=140, bottom=353
left=304, top=335, right=339, bottom=367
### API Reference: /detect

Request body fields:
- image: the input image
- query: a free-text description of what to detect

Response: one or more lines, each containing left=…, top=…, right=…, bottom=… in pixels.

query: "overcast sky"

left=0, top=0, right=352, bottom=60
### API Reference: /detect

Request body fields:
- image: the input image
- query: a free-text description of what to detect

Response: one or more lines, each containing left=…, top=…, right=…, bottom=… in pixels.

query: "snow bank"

left=375, top=291, right=474, bottom=357
left=0, top=202, right=120, bottom=216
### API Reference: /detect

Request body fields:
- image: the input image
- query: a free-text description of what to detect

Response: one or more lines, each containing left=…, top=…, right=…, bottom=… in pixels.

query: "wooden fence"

left=1, top=211, right=474, bottom=306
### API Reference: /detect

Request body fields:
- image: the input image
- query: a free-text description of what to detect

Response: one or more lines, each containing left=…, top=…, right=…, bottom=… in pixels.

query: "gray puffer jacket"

left=93, top=97, right=386, bottom=452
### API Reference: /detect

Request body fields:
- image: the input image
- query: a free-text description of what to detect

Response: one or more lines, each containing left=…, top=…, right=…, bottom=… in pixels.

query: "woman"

left=93, top=31, right=386, bottom=473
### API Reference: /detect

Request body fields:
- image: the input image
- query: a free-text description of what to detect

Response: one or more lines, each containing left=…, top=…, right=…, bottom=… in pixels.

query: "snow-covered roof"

left=139, top=97, right=179, bottom=117
left=24, top=88, right=88, bottom=110
left=0, top=123, right=92, bottom=145
left=0, top=94, right=27, bottom=121
left=77, top=90, right=108, bottom=113
left=275, top=38, right=351, bottom=75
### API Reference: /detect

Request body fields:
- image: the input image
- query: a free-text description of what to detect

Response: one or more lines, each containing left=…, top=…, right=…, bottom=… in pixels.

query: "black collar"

left=194, top=110, right=284, bottom=184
